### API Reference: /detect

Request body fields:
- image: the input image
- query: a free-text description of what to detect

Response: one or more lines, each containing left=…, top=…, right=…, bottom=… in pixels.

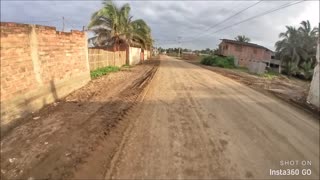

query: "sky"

left=1, top=0, right=319, bottom=50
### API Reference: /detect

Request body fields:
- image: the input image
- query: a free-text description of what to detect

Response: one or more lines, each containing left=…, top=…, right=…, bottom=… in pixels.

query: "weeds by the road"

left=90, top=66, right=120, bottom=79
left=122, top=64, right=132, bottom=68
left=200, top=55, right=235, bottom=68
left=260, top=71, right=280, bottom=79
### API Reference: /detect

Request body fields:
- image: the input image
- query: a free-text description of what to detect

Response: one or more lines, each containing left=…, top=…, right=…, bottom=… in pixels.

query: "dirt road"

left=0, top=60, right=159, bottom=179
left=107, top=56, right=319, bottom=179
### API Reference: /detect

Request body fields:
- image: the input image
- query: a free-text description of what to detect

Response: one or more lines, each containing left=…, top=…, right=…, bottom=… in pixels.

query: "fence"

left=88, top=47, right=152, bottom=69
left=1, top=22, right=153, bottom=133
left=88, top=48, right=126, bottom=70
left=0, top=22, right=90, bottom=132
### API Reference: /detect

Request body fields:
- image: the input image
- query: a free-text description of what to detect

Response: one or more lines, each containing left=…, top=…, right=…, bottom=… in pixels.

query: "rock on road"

left=106, top=56, right=319, bottom=179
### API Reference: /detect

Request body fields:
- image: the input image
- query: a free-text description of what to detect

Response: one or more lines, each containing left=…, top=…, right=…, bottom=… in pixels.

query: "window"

left=224, top=45, right=228, bottom=50
left=235, top=45, right=242, bottom=52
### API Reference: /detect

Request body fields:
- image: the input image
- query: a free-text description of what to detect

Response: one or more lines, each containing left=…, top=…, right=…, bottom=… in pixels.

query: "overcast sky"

left=1, top=0, right=319, bottom=50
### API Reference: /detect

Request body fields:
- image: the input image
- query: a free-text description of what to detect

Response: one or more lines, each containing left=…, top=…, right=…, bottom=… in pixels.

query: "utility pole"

left=62, top=16, right=65, bottom=32
left=177, top=36, right=182, bottom=57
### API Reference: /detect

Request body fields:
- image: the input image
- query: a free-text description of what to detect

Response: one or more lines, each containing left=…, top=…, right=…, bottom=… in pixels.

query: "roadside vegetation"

left=90, top=66, right=120, bottom=79
left=275, top=20, right=318, bottom=80
left=200, top=55, right=281, bottom=79
left=234, top=35, right=251, bottom=42
left=260, top=71, right=280, bottom=80
left=88, top=0, right=153, bottom=50
left=200, top=55, right=235, bottom=68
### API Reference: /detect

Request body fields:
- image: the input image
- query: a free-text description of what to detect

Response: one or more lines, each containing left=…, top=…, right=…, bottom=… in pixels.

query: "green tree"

left=275, top=20, right=318, bottom=78
left=234, top=35, right=251, bottom=42
left=88, top=0, right=153, bottom=50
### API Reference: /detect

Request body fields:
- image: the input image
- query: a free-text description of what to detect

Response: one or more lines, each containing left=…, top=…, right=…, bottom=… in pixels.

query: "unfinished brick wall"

left=0, top=22, right=90, bottom=132
left=219, top=41, right=273, bottom=67
left=88, top=48, right=126, bottom=70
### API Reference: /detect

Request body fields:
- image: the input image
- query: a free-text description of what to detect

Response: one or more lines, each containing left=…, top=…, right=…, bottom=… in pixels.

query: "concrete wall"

left=1, top=22, right=90, bottom=130
left=220, top=42, right=272, bottom=67
left=144, top=50, right=148, bottom=61
left=128, top=47, right=141, bottom=65
left=307, top=40, right=319, bottom=107
left=88, top=48, right=126, bottom=70
left=248, top=61, right=266, bottom=75
left=146, top=50, right=151, bottom=59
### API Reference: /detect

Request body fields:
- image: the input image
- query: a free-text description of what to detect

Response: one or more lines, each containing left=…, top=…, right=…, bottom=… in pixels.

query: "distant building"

left=218, top=39, right=274, bottom=67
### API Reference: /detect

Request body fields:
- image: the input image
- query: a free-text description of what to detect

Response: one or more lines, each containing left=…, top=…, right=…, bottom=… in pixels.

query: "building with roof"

left=218, top=39, right=274, bottom=67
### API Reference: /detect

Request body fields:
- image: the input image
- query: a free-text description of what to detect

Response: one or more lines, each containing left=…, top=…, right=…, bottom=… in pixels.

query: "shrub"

left=260, top=71, right=280, bottom=79
left=200, top=55, right=235, bottom=68
left=90, top=66, right=120, bottom=79
left=200, top=56, right=215, bottom=65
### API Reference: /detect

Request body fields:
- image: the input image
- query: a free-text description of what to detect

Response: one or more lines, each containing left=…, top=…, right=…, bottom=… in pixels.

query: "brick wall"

left=220, top=42, right=273, bottom=67
left=1, top=22, right=90, bottom=132
left=88, top=48, right=126, bottom=70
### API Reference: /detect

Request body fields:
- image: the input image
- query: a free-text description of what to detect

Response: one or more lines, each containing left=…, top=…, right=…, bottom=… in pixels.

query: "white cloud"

left=1, top=0, right=318, bottom=50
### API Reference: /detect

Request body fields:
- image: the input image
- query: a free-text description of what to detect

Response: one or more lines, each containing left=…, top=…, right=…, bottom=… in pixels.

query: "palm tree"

left=88, top=0, right=153, bottom=50
left=275, top=21, right=318, bottom=78
left=234, top=35, right=250, bottom=43
left=298, top=20, right=318, bottom=63
left=275, top=26, right=305, bottom=75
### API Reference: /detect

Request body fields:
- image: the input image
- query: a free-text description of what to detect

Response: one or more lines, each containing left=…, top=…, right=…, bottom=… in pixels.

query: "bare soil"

left=1, top=56, right=319, bottom=179
left=0, top=60, right=159, bottom=179
left=185, top=60, right=319, bottom=116
left=106, top=56, right=319, bottom=179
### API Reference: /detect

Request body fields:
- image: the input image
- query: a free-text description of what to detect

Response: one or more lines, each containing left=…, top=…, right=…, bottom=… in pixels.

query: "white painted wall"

left=307, top=40, right=319, bottom=107
left=129, top=47, right=141, bottom=65
left=144, top=50, right=148, bottom=60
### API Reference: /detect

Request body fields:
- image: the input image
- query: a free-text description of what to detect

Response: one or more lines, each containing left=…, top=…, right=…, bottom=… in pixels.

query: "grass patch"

left=200, top=55, right=235, bottom=68
left=260, top=71, right=280, bottom=79
left=235, top=66, right=249, bottom=72
left=90, top=66, right=120, bottom=79
left=122, top=64, right=132, bottom=68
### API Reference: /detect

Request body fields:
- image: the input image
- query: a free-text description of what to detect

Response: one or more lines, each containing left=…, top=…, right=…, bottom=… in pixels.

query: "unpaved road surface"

left=107, top=56, right=319, bottom=179
left=0, top=60, right=159, bottom=179
left=1, top=56, right=319, bottom=179
left=186, top=60, right=319, bottom=114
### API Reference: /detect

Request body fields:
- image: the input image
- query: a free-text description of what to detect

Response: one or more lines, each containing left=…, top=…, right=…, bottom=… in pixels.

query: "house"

left=218, top=39, right=273, bottom=67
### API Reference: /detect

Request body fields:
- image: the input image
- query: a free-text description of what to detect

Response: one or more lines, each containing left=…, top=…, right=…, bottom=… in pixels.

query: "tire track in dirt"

left=0, top=60, right=159, bottom=179
left=104, top=56, right=319, bottom=179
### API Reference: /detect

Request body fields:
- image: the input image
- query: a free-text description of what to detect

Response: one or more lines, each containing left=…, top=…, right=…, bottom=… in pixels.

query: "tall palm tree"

left=275, top=21, right=318, bottom=78
left=234, top=35, right=251, bottom=43
left=88, top=0, right=153, bottom=50
left=298, top=20, right=318, bottom=62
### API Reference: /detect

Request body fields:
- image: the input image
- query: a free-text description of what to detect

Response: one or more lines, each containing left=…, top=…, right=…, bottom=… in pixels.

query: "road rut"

left=107, top=56, right=319, bottom=179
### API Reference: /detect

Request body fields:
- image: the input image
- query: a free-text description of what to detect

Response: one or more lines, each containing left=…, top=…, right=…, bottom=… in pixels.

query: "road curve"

left=106, top=56, right=319, bottom=179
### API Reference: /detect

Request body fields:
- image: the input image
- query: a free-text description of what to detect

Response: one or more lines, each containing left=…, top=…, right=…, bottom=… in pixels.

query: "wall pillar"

left=30, top=25, right=43, bottom=85
left=307, top=39, right=319, bottom=107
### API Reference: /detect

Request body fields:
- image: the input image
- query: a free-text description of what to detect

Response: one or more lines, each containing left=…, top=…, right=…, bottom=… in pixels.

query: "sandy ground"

left=107, top=56, right=319, bottom=179
left=0, top=60, right=159, bottom=179
left=1, top=56, right=319, bottom=179
left=185, top=59, right=319, bottom=114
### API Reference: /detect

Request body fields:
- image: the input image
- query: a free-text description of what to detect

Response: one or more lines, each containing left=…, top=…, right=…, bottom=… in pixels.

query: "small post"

left=62, top=16, right=65, bottom=32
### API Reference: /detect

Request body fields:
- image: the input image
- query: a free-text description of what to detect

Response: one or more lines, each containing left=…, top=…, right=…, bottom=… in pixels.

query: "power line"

left=180, top=0, right=305, bottom=43
left=206, top=0, right=305, bottom=38
left=184, top=0, right=263, bottom=42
